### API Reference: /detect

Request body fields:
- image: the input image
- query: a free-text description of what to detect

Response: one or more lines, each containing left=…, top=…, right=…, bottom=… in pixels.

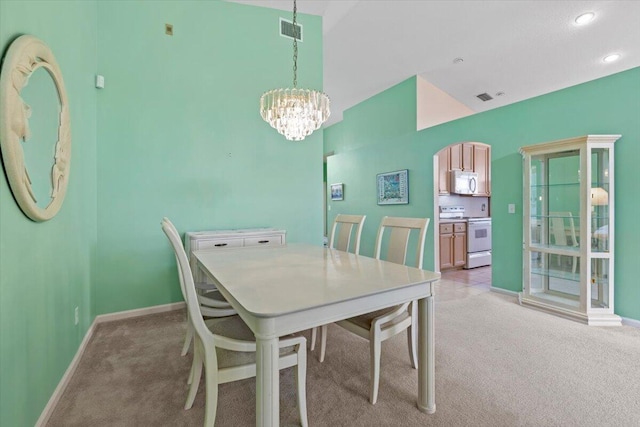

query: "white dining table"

left=193, top=243, right=440, bottom=426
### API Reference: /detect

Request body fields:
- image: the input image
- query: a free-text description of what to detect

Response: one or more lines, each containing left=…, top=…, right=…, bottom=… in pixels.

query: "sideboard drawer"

left=197, top=238, right=244, bottom=250
left=244, top=236, right=283, bottom=246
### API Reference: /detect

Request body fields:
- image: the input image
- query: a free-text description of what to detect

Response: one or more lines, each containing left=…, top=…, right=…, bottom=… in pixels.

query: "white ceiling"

left=228, top=1, right=640, bottom=127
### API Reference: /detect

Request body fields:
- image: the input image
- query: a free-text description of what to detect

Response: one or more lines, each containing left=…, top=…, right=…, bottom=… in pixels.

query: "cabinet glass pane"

left=529, top=251, right=580, bottom=308
left=530, top=152, right=581, bottom=246
left=591, top=148, right=610, bottom=253
left=591, top=258, right=610, bottom=309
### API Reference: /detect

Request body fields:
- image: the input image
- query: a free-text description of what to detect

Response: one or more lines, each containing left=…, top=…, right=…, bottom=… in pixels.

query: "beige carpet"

left=47, top=291, right=640, bottom=426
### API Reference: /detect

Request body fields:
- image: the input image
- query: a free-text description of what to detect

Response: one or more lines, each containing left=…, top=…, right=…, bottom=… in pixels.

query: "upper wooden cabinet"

left=438, top=147, right=451, bottom=194
left=472, top=144, right=491, bottom=196
left=438, top=142, right=491, bottom=196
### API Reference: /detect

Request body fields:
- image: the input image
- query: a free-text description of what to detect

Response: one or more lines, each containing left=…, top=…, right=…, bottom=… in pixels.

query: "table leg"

left=256, top=334, right=279, bottom=427
left=417, top=295, right=436, bottom=414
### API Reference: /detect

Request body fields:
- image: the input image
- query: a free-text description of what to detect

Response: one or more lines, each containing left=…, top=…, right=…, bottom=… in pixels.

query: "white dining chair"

left=311, top=214, right=366, bottom=356
left=549, top=211, right=578, bottom=274
left=162, top=218, right=236, bottom=358
left=162, top=219, right=308, bottom=427
left=321, top=216, right=429, bottom=404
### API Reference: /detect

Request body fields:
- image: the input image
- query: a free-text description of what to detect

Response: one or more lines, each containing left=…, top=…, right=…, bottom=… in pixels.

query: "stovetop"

left=439, top=206, right=490, bottom=222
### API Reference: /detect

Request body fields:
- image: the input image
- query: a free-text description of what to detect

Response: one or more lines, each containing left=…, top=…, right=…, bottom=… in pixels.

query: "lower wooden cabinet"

left=439, top=222, right=467, bottom=270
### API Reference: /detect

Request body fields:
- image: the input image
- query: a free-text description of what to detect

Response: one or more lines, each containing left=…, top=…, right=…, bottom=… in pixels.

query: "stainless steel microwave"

left=450, top=170, right=478, bottom=195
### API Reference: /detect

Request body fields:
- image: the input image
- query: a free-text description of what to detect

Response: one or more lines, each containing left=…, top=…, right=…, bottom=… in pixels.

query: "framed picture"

left=377, top=169, right=409, bottom=205
left=330, top=183, right=344, bottom=201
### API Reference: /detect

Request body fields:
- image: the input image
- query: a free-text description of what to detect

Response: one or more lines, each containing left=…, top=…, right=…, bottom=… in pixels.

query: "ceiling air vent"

left=280, top=18, right=303, bottom=41
left=476, top=93, right=493, bottom=102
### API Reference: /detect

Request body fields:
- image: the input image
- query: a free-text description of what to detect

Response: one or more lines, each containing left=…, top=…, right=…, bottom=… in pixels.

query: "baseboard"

left=489, top=286, right=520, bottom=297
left=94, top=301, right=185, bottom=323
left=35, top=301, right=185, bottom=426
left=35, top=320, right=97, bottom=427
left=622, top=317, right=640, bottom=329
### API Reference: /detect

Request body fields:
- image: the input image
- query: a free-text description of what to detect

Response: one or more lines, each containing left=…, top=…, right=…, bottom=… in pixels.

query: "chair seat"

left=200, top=289, right=228, bottom=303
left=195, top=281, right=217, bottom=291
left=346, top=305, right=407, bottom=330
left=205, top=316, right=296, bottom=369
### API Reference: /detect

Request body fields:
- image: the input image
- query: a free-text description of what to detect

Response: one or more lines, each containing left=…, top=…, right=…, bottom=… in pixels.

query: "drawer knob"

left=258, top=240, right=270, bottom=244
left=214, top=243, right=228, bottom=247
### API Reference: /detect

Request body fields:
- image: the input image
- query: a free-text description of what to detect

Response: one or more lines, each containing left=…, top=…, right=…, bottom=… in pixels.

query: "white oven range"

left=465, top=218, right=492, bottom=269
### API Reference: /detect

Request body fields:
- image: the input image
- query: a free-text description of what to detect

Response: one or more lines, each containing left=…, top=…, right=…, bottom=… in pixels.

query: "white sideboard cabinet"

left=185, top=228, right=286, bottom=284
left=519, top=135, right=620, bottom=326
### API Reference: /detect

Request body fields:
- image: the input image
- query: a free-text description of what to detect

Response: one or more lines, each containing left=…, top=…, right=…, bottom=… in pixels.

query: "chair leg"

left=204, top=363, right=218, bottom=427
left=203, top=360, right=219, bottom=427
left=185, top=349, right=202, bottom=410
left=187, top=353, right=195, bottom=385
left=182, top=322, right=194, bottom=357
left=296, top=342, right=309, bottom=427
left=407, top=303, right=418, bottom=369
left=369, top=329, right=381, bottom=405
left=319, top=325, right=328, bottom=363
left=310, top=327, right=317, bottom=351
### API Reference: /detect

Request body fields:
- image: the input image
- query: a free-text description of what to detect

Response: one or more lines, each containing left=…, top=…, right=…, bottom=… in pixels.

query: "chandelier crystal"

left=260, top=0, right=330, bottom=141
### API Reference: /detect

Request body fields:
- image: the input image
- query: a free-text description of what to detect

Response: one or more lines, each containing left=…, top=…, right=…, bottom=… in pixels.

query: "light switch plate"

left=508, top=204, right=516, bottom=214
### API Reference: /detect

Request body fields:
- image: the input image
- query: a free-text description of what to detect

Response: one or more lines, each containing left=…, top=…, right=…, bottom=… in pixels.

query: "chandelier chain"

left=293, top=0, right=298, bottom=88
left=258, top=0, right=330, bottom=141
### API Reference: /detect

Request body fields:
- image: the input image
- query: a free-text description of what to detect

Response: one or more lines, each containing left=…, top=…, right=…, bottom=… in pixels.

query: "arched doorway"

left=433, top=142, right=492, bottom=290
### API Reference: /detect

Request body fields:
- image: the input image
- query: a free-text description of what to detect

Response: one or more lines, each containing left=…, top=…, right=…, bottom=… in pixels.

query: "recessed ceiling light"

left=603, top=53, right=621, bottom=63
left=495, top=91, right=505, bottom=97
left=575, top=12, right=595, bottom=25
left=453, top=57, right=464, bottom=64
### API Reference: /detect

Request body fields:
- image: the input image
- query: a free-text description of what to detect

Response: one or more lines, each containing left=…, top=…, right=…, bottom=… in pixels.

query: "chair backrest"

left=549, top=212, right=577, bottom=247
left=329, top=214, right=366, bottom=254
left=373, top=216, right=430, bottom=269
left=161, top=218, right=211, bottom=341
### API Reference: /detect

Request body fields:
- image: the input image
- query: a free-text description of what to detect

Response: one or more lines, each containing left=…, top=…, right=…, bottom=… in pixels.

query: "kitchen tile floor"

left=436, top=266, right=492, bottom=302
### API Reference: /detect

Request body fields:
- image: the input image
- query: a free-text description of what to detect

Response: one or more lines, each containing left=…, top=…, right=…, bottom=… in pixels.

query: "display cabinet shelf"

left=520, top=135, right=621, bottom=326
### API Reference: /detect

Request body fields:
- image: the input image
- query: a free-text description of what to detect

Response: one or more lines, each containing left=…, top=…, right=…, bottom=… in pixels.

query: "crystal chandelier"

left=260, top=0, right=330, bottom=141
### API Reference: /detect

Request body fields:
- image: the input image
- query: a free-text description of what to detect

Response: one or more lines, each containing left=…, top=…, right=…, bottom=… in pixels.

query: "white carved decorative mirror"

left=0, top=35, right=71, bottom=221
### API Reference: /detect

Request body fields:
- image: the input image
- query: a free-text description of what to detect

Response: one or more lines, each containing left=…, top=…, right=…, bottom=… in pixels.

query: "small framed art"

left=330, top=183, right=344, bottom=201
left=376, top=169, right=409, bottom=205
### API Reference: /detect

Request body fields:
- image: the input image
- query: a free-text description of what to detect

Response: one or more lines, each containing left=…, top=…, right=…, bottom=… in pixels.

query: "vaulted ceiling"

left=228, top=1, right=640, bottom=126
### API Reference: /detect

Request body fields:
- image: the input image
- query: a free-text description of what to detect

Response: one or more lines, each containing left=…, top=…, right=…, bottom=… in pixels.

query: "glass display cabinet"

left=519, top=135, right=621, bottom=326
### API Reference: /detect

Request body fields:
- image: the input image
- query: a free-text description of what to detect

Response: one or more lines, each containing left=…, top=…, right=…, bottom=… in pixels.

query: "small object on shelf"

left=519, top=135, right=620, bottom=326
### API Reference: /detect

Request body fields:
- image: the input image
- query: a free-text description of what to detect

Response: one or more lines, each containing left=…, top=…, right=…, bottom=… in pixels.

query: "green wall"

left=94, top=0, right=324, bottom=314
left=0, top=1, right=98, bottom=426
left=325, top=68, right=640, bottom=321
left=1, top=1, right=323, bottom=424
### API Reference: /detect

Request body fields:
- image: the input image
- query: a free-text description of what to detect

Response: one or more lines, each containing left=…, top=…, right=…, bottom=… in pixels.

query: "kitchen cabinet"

left=520, top=134, right=620, bottom=325
left=439, top=222, right=466, bottom=270
left=438, top=148, right=451, bottom=194
left=437, top=142, right=491, bottom=195
left=185, top=228, right=286, bottom=284
left=472, top=144, right=491, bottom=196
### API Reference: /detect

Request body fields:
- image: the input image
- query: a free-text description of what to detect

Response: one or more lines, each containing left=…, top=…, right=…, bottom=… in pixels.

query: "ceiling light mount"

left=574, top=12, right=595, bottom=26
left=260, top=0, right=330, bottom=141
left=603, top=53, right=621, bottom=63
